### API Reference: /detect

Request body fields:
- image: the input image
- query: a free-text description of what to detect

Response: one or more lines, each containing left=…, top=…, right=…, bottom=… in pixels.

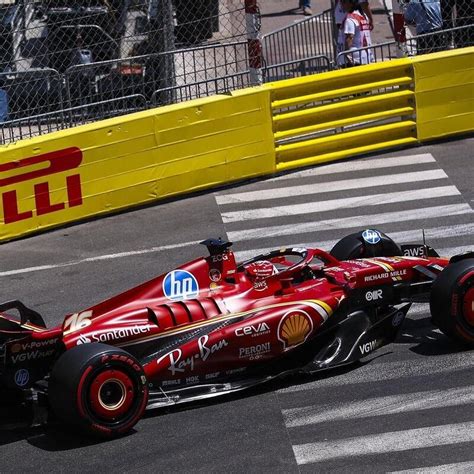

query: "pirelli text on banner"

left=0, top=147, right=83, bottom=225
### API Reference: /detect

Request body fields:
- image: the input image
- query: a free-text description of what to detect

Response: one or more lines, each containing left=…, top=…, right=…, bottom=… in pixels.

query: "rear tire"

left=49, top=343, right=148, bottom=438
left=330, top=229, right=401, bottom=260
left=430, top=258, right=474, bottom=347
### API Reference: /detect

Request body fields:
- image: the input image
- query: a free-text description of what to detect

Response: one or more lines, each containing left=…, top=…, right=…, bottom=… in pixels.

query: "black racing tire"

left=430, top=258, right=474, bottom=347
left=49, top=343, right=148, bottom=438
left=330, top=229, right=402, bottom=260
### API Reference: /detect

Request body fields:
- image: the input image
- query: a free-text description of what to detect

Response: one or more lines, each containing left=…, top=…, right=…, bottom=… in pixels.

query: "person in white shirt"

left=338, top=0, right=374, bottom=66
left=335, top=0, right=373, bottom=29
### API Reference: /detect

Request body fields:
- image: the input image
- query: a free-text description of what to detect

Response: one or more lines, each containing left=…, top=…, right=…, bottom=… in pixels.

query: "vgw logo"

left=362, top=229, right=381, bottom=245
left=163, top=270, right=199, bottom=301
left=1, top=147, right=83, bottom=224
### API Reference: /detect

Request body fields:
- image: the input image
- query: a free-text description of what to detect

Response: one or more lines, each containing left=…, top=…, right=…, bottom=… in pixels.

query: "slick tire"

left=430, top=258, right=474, bottom=348
left=330, top=230, right=402, bottom=260
left=49, top=343, right=148, bottom=438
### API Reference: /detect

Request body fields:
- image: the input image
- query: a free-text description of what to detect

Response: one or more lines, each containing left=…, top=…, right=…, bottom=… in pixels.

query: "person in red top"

left=335, top=0, right=374, bottom=30
left=338, top=0, right=374, bottom=66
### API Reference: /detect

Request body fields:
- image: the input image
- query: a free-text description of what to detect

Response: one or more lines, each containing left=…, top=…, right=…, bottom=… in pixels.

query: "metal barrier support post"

left=245, top=0, right=263, bottom=85
left=392, top=0, right=408, bottom=57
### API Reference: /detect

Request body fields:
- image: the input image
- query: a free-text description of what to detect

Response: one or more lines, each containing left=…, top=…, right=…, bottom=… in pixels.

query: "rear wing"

left=0, top=300, right=45, bottom=328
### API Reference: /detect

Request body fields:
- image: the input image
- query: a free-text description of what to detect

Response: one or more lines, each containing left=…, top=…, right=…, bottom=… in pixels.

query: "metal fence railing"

left=152, top=70, right=251, bottom=106
left=150, top=55, right=334, bottom=106
left=262, top=9, right=337, bottom=67
left=0, top=94, right=147, bottom=144
left=336, top=25, right=474, bottom=67
left=0, top=68, right=64, bottom=120
left=263, top=55, right=332, bottom=82
left=0, top=39, right=250, bottom=144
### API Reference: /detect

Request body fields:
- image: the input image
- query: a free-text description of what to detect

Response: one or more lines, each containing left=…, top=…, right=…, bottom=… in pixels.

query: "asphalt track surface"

left=1, top=137, right=474, bottom=473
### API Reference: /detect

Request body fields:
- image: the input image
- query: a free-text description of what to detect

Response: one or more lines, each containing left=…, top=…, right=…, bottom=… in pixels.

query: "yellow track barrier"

left=268, top=60, right=417, bottom=171
left=0, top=48, right=472, bottom=242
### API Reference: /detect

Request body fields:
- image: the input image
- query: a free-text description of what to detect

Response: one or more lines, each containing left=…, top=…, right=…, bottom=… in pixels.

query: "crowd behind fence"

left=1, top=0, right=474, bottom=145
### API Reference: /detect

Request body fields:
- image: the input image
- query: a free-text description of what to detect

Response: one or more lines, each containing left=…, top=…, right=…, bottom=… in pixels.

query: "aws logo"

left=0, top=147, right=83, bottom=224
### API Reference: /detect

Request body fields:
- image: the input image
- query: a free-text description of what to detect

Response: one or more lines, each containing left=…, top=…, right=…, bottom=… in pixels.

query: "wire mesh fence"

left=152, top=70, right=250, bottom=106
left=335, top=25, right=472, bottom=67
left=0, top=94, right=147, bottom=143
left=263, top=55, right=332, bottom=82
left=399, top=0, right=474, bottom=53
left=0, top=0, right=248, bottom=143
left=1, top=1, right=474, bottom=145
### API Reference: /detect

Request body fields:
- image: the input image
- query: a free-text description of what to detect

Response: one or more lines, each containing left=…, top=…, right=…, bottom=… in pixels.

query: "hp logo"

left=163, top=270, right=199, bottom=301
left=362, top=229, right=381, bottom=245
left=14, top=369, right=30, bottom=387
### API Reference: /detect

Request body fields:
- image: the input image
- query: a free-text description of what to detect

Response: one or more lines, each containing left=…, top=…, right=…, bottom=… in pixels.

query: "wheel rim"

left=462, top=286, right=474, bottom=326
left=88, top=370, right=135, bottom=421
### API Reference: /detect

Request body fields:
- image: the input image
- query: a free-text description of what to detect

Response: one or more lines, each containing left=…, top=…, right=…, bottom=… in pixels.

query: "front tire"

left=49, top=343, right=148, bottom=438
left=430, top=258, right=474, bottom=347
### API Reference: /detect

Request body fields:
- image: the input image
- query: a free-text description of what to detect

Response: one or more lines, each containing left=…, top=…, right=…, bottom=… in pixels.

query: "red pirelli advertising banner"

left=0, top=90, right=275, bottom=242
left=1, top=147, right=83, bottom=226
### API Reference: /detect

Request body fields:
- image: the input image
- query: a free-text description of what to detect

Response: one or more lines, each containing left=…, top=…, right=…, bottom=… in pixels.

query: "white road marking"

left=233, top=223, right=474, bottom=261
left=216, top=169, right=447, bottom=204
left=266, top=154, right=436, bottom=182
left=390, top=461, right=474, bottom=473
left=1, top=234, right=471, bottom=280
left=278, top=352, right=474, bottom=393
left=293, top=422, right=474, bottom=465
left=283, top=386, right=474, bottom=427
left=227, top=203, right=473, bottom=241
left=222, top=186, right=460, bottom=222
left=0, top=240, right=201, bottom=277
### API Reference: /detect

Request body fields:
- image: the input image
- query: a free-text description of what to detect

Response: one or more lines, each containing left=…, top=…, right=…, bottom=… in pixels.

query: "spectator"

left=335, top=0, right=373, bottom=57
left=336, top=1, right=374, bottom=29
left=404, top=0, right=443, bottom=54
left=300, top=1, right=312, bottom=16
left=338, top=0, right=374, bottom=66
left=441, top=0, right=474, bottom=47
left=360, top=1, right=374, bottom=30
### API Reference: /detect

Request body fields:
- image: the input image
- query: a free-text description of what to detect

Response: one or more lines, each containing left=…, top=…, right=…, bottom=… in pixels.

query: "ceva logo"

left=0, top=147, right=83, bottom=224
left=163, top=270, right=199, bottom=301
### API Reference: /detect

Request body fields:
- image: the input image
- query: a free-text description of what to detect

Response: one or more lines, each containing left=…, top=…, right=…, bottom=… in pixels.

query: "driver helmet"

left=244, top=260, right=277, bottom=281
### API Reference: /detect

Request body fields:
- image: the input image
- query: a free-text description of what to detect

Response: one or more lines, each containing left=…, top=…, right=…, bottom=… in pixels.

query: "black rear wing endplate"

left=0, top=300, right=46, bottom=328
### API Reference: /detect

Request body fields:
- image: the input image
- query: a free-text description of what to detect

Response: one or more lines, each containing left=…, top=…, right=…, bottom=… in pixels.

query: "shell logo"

left=277, top=309, right=314, bottom=350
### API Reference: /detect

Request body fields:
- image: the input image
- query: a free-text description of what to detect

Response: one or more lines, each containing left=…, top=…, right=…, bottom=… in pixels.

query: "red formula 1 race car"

left=1, top=230, right=473, bottom=437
